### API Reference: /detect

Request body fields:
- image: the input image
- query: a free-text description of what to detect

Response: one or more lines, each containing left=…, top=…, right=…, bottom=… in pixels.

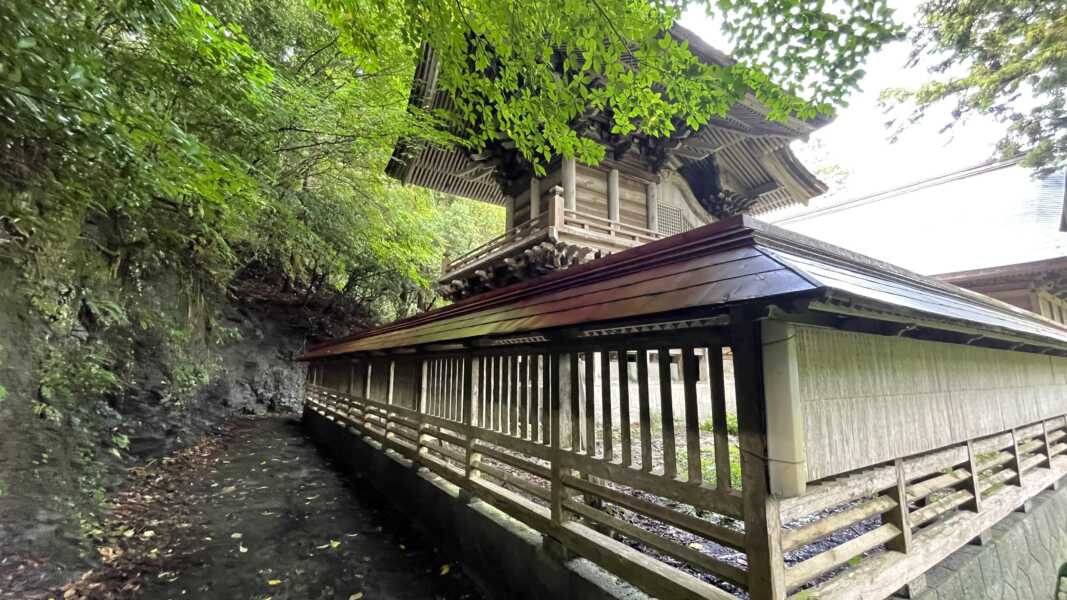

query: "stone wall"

left=915, top=484, right=1067, bottom=600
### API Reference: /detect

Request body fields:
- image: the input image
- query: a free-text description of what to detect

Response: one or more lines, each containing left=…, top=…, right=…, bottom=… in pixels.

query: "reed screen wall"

left=796, top=325, right=1067, bottom=481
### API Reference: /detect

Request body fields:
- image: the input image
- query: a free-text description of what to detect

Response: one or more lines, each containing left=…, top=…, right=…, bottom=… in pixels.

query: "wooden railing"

left=780, top=415, right=1067, bottom=598
left=441, top=188, right=663, bottom=278
left=307, top=335, right=752, bottom=600
left=562, top=208, right=664, bottom=244
left=444, top=211, right=549, bottom=275
left=306, top=328, right=1067, bottom=599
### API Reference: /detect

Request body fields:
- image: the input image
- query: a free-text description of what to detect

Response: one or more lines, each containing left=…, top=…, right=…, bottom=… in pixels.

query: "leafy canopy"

left=315, top=0, right=901, bottom=168
left=886, top=0, right=1067, bottom=175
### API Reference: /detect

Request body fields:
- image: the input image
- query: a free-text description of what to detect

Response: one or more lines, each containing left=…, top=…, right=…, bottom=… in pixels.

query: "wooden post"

left=657, top=348, right=677, bottom=479
left=1041, top=420, right=1055, bottom=469
left=530, top=177, right=542, bottom=219
left=637, top=350, right=653, bottom=472
left=646, top=181, right=659, bottom=232
left=884, top=458, right=913, bottom=553
left=387, top=360, right=396, bottom=405
left=463, top=356, right=479, bottom=483
left=584, top=352, right=596, bottom=456
left=547, top=185, right=565, bottom=229
left=550, top=351, right=567, bottom=524
left=682, top=347, right=702, bottom=484
left=761, top=320, right=807, bottom=497
left=601, top=350, right=613, bottom=462
left=607, top=168, right=620, bottom=222
left=962, top=440, right=983, bottom=513
left=505, top=196, right=515, bottom=230
left=1008, top=428, right=1024, bottom=487
left=708, top=346, right=732, bottom=490
left=563, top=157, right=577, bottom=211
left=618, top=350, right=632, bottom=468
left=731, top=307, right=786, bottom=600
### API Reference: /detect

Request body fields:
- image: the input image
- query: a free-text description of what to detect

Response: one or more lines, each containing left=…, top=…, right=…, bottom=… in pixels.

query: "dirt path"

left=50, top=417, right=482, bottom=600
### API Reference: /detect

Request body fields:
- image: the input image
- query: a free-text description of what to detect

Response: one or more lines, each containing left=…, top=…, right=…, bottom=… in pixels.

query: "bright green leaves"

left=889, top=0, right=1067, bottom=176
left=316, top=0, right=899, bottom=169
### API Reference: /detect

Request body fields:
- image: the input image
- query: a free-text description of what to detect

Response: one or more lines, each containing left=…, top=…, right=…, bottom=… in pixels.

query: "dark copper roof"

left=300, top=217, right=1067, bottom=360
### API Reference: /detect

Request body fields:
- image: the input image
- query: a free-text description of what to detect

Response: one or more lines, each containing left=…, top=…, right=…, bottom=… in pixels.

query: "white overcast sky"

left=679, top=0, right=1006, bottom=215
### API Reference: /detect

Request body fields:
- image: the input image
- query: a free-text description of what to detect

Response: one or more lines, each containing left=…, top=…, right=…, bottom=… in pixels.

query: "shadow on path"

left=52, top=416, right=482, bottom=600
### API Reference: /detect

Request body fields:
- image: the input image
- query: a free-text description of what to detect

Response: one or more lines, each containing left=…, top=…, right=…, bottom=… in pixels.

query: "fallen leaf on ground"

left=349, top=593, right=363, bottom=600
left=239, top=543, right=248, bottom=553
left=222, top=486, right=237, bottom=494
left=329, top=539, right=341, bottom=549
left=231, top=532, right=243, bottom=539
left=267, top=579, right=282, bottom=586
left=440, top=564, right=451, bottom=575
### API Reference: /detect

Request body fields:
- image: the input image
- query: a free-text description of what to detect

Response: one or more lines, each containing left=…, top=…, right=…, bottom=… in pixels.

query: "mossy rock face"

left=0, top=261, right=316, bottom=595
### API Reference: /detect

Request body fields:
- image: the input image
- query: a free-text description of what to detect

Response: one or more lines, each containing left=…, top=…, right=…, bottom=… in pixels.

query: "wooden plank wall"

left=796, top=324, right=1067, bottom=481
left=369, top=357, right=393, bottom=404
left=571, top=165, right=647, bottom=228
left=618, top=175, right=648, bottom=229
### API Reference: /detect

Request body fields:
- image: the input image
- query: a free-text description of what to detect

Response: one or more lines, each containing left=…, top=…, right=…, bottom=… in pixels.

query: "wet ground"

left=49, top=417, right=482, bottom=600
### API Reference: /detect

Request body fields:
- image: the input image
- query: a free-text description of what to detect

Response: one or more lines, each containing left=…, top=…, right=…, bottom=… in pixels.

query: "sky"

left=678, top=0, right=1007, bottom=217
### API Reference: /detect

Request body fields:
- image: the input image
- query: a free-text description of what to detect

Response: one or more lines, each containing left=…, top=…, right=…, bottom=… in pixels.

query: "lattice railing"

left=306, top=332, right=1067, bottom=600
left=307, top=336, right=751, bottom=599
left=779, top=415, right=1067, bottom=598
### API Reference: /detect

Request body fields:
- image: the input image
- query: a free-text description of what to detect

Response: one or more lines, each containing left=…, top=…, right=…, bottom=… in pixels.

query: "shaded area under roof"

left=301, top=217, right=1067, bottom=360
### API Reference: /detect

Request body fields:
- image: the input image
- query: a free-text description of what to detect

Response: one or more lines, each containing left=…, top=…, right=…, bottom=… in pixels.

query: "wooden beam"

left=607, top=168, right=620, bottom=222
left=563, top=158, right=577, bottom=210
left=505, top=196, right=515, bottom=229
left=646, top=181, right=659, bottom=232
left=731, top=307, right=787, bottom=600
left=761, top=320, right=806, bottom=497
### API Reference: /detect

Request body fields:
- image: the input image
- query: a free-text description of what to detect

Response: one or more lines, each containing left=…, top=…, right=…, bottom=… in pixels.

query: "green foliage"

left=886, top=0, right=1067, bottom=175
left=699, top=413, right=739, bottom=436
left=316, top=0, right=901, bottom=169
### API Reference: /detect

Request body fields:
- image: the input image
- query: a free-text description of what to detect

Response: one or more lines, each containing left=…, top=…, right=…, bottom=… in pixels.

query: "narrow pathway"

left=54, top=417, right=482, bottom=600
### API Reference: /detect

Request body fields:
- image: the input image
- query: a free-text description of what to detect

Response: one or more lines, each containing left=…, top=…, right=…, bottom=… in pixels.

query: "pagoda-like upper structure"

left=388, top=25, right=828, bottom=301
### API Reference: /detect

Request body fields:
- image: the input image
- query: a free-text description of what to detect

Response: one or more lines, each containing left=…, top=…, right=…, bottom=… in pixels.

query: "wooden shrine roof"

left=300, top=217, right=1067, bottom=360
left=386, top=25, right=827, bottom=215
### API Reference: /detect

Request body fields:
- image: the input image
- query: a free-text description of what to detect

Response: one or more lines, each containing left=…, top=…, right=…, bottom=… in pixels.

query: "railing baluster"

left=510, top=354, right=519, bottom=435
left=637, top=350, right=653, bottom=472
left=682, top=346, right=701, bottom=484
left=658, top=348, right=676, bottom=479
left=584, top=351, right=596, bottom=457
left=541, top=352, right=551, bottom=446
left=601, top=350, right=613, bottom=462
left=519, top=354, right=529, bottom=440
left=618, top=349, right=632, bottom=468
left=569, top=352, right=581, bottom=452
left=708, top=346, right=732, bottom=490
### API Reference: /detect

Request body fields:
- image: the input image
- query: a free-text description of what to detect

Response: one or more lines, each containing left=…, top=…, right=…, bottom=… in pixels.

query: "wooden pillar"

left=547, top=185, right=565, bottom=229
left=504, top=196, right=515, bottom=230
left=387, top=360, right=395, bottom=405
left=761, top=320, right=807, bottom=497
left=562, top=157, right=577, bottom=210
left=530, top=177, right=541, bottom=219
left=731, top=307, right=786, bottom=600
left=607, top=168, right=620, bottom=222
left=646, top=181, right=659, bottom=232
left=463, top=355, right=479, bottom=482
left=550, top=351, right=569, bottom=524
